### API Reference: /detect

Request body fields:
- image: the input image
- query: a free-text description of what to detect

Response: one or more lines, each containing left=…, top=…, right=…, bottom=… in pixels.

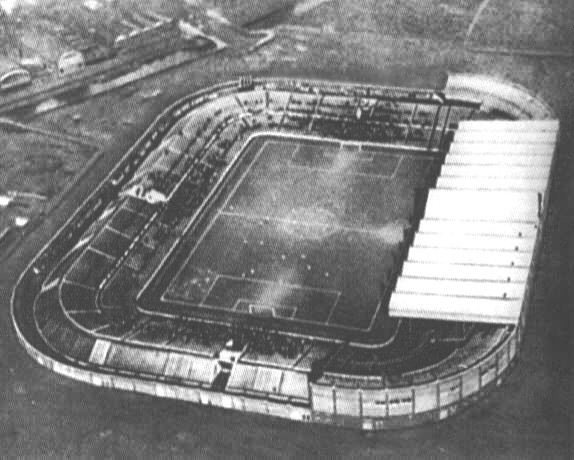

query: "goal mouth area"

left=234, top=299, right=298, bottom=320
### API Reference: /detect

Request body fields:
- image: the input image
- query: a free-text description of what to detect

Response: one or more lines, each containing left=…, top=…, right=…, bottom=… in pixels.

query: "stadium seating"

left=436, top=176, right=548, bottom=192
left=413, top=232, right=535, bottom=252
left=105, top=343, right=170, bottom=376
left=22, top=79, right=555, bottom=427
left=449, top=142, right=555, bottom=155
left=60, top=282, right=98, bottom=312
left=454, top=130, right=557, bottom=144
left=395, top=277, right=525, bottom=300
left=227, top=362, right=309, bottom=401
left=402, top=325, right=509, bottom=386
left=390, top=119, right=557, bottom=325
left=401, top=261, right=529, bottom=283
left=456, top=119, right=559, bottom=132
left=64, top=250, right=117, bottom=290
left=34, top=287, right=97, bottom=362
left=163, top=352, right=216, bottom=384
left=440, top=164, right=551, bottom=180
left=89, top=338, right=112, bottom=365
left=417, top=219, right=538, bottom=238
left=445, top=153, right=552, bottom=166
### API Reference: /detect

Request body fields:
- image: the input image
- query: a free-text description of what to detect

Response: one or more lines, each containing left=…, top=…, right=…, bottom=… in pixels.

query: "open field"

left=0, top=1, right=571, bottom=458
left=0, top=128, right=95, bottom=236
left=469, top=0, right=574, bottom=50
left=287, top=0, right=574, bottom=51
left=289, top=0, right=484, bottom=40
left=160, top=136, right=434, bottom=335
left=0, top=130, right=92, bottom=198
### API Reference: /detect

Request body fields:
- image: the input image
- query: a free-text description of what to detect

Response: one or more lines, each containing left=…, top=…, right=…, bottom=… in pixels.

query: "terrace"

left=20, top=78, right=520, bottom=420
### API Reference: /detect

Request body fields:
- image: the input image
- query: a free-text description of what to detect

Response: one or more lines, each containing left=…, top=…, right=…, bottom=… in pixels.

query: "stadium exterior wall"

left=11, top=310, right=521, bottom=430
left=11, top=76, right=556, bottom=431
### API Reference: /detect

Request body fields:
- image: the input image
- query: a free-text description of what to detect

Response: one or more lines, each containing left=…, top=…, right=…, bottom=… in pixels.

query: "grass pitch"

left=156, top=135, right=437, bottom=336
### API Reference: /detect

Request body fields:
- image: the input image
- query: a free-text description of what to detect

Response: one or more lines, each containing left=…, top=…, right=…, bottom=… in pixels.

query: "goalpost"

left=247, top=303, right=298, bottom=319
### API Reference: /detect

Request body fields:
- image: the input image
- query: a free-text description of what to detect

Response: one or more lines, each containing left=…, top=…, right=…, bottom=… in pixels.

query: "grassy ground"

left=470, top=0, right=574, bottom=50
left=287, top=0, right=574, bottom=51
left=0, top=131, right=92, bottom=198
left=164, top=137, right=429, bottom=332
left=288, top=0, right=484, bottom=41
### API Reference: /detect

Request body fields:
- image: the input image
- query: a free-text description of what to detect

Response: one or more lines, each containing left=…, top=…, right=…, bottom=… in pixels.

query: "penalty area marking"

left=162, top=274, right=374, bottom=332
left=165, top=139, right=273, bottom=296
left=288, top=142, right=404, bottom=179
left=198, top=273, right=221, bottom=307
left=158, top=136, right=395, bottom=332
left=218, top=210, right=407, bottom=239
left=166, top=273, right=347, bottom=328
left=215, top=272, right=341, bottom=295
left=232, top=298, right=298, bottom=319
left=219, top=275, right=342, bottom=327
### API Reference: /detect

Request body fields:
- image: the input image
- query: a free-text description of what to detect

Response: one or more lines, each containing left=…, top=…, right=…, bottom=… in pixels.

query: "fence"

left=310, top=325, right=519, bottom=429
left=14, top=328, right=311, bottom=424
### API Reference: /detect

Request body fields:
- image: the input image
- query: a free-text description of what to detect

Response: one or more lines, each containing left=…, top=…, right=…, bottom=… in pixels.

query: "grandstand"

left=11, top=76, right=558, bottom=430
left=390, top=120, right=558, bottom=324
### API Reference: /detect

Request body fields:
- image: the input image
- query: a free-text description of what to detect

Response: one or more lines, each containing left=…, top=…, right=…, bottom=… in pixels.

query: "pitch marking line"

left=229, top=295, right=341, bottom=328
left=232, top=298, right=298, bottom=319
left=252, top=304, right=297, bottom=320
left=390, top=155, right=404, bottom=180
left=287, top=143, right=404, bottom=179
left=198, top=273, right=221, bottom=307
left=324, top=291, right=342, bottom=324
left=219, top=210, right=404, bottom=238
left=286, top=162, right=397, bottom=179
left=161, top=291, right=370, bottom=332
left=157, top=294, right=221, bottom=312
left=165, top=139, right=272, bottom=295
left=324, top=150, right=373, bottom=161
left=367, top=298, right=384, bottom=332
left=166, top=274, right=344, bottom=327
left=217, top=273, right=342, bottom=295
left=156, top=137, right=394, bottom=332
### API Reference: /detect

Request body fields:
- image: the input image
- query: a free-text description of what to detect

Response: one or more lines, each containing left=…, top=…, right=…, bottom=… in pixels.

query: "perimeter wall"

left=11, top=75, right=557, bottom=430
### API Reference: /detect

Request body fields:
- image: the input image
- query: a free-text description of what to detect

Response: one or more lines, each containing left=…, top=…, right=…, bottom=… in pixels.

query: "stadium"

left=11, top=74, right=558, bottom=431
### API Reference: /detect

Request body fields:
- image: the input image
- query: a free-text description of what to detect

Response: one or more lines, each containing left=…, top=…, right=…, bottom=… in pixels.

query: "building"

left=57, top=50, right=85, bottom=75
left=0, top=56, right=31, bottom=91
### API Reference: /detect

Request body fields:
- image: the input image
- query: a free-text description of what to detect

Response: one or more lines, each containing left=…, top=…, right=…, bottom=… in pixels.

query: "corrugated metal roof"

left=456, top=119, right=559, bottom=132
left=449, top=142, right=555, bottom=155
left=390, top=292, right=522, bottom=324
left=400, top=261, right=529, bottom=283
left=390, top=118, right=557, bottom=325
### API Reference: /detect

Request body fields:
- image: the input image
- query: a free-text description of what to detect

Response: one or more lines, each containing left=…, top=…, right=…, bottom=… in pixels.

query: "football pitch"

left=156, top=135, right=437, bottom=336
